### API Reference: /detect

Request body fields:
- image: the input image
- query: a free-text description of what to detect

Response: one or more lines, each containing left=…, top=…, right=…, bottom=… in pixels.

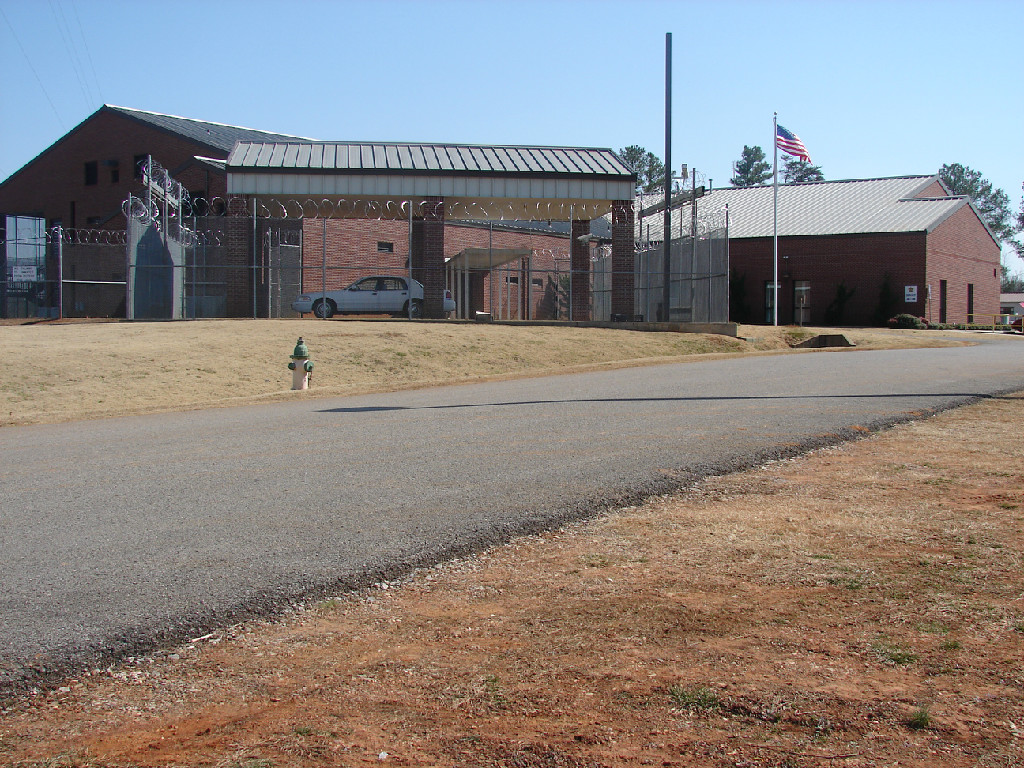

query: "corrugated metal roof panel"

left=106, top=105, right=315, bottom=155
left=397, top=144, right=413, bottom=171
left=227, top=141, right=635, bottom=182
left=631, top=176, right=972, bottom=241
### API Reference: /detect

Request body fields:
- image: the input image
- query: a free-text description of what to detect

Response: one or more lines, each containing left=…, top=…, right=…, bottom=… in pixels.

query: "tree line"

left=619, top=144, right=1024, bottom=289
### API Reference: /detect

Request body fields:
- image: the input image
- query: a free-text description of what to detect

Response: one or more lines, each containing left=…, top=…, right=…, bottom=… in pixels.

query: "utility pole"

left=662, top=32, right=672, bottom=322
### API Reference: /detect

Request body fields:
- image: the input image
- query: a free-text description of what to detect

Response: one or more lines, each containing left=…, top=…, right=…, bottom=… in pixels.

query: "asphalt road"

left=2, top=337, right=1024, bottom=695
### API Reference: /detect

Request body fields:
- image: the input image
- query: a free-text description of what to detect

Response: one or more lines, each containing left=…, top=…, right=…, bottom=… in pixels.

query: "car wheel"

left=410, top=299, right=423, bottom=319
left=312, top=299, right=335, bottom=319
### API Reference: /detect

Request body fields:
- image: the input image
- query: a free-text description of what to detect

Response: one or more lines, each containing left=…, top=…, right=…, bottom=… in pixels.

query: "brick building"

left=0, top=105, right=312, bottom=229
left=645, top=176, right=1002, bottom=326
left=1, top=106, right=632, bottom=320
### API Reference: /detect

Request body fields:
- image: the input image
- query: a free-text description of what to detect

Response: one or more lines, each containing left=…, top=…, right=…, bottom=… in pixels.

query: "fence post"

left=56, top=224, right=64, bottom=321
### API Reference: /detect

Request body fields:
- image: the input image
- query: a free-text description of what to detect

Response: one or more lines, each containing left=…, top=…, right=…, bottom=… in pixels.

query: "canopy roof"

left=227, top=141, right=636, bottom=221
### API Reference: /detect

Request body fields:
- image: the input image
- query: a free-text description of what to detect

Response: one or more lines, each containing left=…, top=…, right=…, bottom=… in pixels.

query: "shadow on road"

left=319, top=392, right=997, bottom=414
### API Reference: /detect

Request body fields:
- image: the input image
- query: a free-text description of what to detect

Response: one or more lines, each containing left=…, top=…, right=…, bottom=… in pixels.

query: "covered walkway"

left=225, top=141, right=637, bottom=319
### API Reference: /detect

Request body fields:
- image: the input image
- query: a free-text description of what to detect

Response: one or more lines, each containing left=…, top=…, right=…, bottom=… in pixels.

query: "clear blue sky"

left=2, top=0, right=1022, bottom=271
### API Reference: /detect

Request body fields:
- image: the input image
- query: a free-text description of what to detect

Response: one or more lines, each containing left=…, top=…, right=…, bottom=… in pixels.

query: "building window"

left=84, top=161, right=98, bottom=186
left=531, top=278, right=543, bottom=287
left=377, top=241, right=394, bottom=253
left=108, top=160, right=120, bottom=184
left=506, top=275, right=520, bottom=285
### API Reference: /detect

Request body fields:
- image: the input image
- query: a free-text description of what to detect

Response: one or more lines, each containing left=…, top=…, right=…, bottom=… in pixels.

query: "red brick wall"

left=925, top=204, right=1001, bottom=323
left=298, top=218, right=568, bottom=319
left=0, top=108, right=227, bottom=229
left=729, top=232, right=928, bottom=326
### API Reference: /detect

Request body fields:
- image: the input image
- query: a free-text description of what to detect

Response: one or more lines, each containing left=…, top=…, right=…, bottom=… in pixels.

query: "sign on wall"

left=905, top=285, right=918, bottom=303
left=12, top=265, right=38, bottom=282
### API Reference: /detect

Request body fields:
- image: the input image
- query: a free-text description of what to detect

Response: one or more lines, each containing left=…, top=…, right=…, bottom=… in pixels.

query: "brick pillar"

left=224, top=197, right=253, bottom=317
left=411, top=196, right=446, bottom=318
left=611, top=200, right=636, bottom=319
left=570, top=218, right=591, bottom=321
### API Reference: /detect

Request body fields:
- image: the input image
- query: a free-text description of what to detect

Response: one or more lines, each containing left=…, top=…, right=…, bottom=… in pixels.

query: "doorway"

left=793, top=280, right=810, bottom=325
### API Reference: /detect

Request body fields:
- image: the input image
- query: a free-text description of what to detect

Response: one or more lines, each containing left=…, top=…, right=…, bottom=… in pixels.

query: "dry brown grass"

left=2, top=388, right=1022, bottom=767
left=0, top=319, right=971, bottom=427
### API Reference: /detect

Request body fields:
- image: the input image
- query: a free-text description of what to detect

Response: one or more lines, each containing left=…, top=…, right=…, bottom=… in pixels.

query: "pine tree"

left=782, top=157, right=824, bottom=183
left=938, top=163, right=1014, bottom=243
left=730, top=146, right=771, bottom=187
left=618, top=146, right=667, bottom=195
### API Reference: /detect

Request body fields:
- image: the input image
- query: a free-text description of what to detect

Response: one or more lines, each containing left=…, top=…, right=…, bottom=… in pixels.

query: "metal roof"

left=227, top=141, right=633, bottom=178
left=634, top=175, right=977, bottom=242
left=104, top=105, right=316, bottom=154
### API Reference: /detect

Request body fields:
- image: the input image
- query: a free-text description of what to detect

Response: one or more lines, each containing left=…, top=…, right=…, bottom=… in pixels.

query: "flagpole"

left=772, top=112, right=779, bottom=327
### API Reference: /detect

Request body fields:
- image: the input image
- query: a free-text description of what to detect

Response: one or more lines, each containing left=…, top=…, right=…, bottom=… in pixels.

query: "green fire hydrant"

left=288, top=337, right=314, bottom=390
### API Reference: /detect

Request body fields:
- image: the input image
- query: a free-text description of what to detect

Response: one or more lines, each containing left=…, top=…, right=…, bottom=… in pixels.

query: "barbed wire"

left=45, top=227, right=127, bottom=245
left=118, top=194, right=628, bottom=223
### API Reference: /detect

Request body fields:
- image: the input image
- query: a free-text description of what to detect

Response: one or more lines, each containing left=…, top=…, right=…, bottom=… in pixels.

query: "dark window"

left=531, top=278, right=543, bottom=287
left=506, top=276, right=519, bottom=285
left=967, top=283, right=974, bottom=324
left=84, top=161, right=98, bottom=186
left=377, top=241, right=394, bottom=253
left=379, top=277, right=407, bottom=291
left=106, top=159, right=120, bottom=184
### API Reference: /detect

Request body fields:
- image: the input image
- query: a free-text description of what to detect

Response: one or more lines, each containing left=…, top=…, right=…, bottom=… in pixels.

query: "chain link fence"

left=4, top=162, right=729, bottom=323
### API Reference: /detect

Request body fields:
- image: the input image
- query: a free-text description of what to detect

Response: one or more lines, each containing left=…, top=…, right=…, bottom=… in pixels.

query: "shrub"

left=888, top=313, right=927, bottom=330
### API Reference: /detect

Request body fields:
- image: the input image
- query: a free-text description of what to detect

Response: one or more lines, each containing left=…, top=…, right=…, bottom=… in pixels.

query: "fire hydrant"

left=288, top=337, right=314, bottom=390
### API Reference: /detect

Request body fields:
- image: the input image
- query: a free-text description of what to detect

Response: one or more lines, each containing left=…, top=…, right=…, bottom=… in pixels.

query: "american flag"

left=776, top=124, right=811, bottom=163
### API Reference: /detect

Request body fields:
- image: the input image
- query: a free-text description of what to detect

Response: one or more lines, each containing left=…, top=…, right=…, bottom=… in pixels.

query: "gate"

left=262, top=226, right=303, bottom=318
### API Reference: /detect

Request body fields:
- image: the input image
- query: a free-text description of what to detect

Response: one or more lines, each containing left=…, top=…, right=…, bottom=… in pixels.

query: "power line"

left=0, top=6, right=66, bottom=131
left=48, top=0, right=93, bottom=111
left=69, top=0, right=102, bottom=105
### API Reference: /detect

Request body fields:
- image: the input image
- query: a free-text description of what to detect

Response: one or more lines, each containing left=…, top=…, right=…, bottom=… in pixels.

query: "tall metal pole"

left=407, top=201, right=414, bottom=319
left=322, top=217, right=328, bottom=319
left=568, top=203, right=573, bottom=321
left=56, top=224, right=63, bottom=320
left=662, top=32, right=672, bottom=322
left=488, top=219, right=493, bottom=319
left=773, top=112, right=779, bottom=326
left=252, top=197, right=258, bottom=319
left=691, top=165, right=698, bottom=290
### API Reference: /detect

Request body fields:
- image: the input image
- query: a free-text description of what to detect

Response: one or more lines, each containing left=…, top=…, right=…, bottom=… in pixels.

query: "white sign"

left=12, top=265, right=38, bottom=282
left=905, top=285, right=918, bottom=303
